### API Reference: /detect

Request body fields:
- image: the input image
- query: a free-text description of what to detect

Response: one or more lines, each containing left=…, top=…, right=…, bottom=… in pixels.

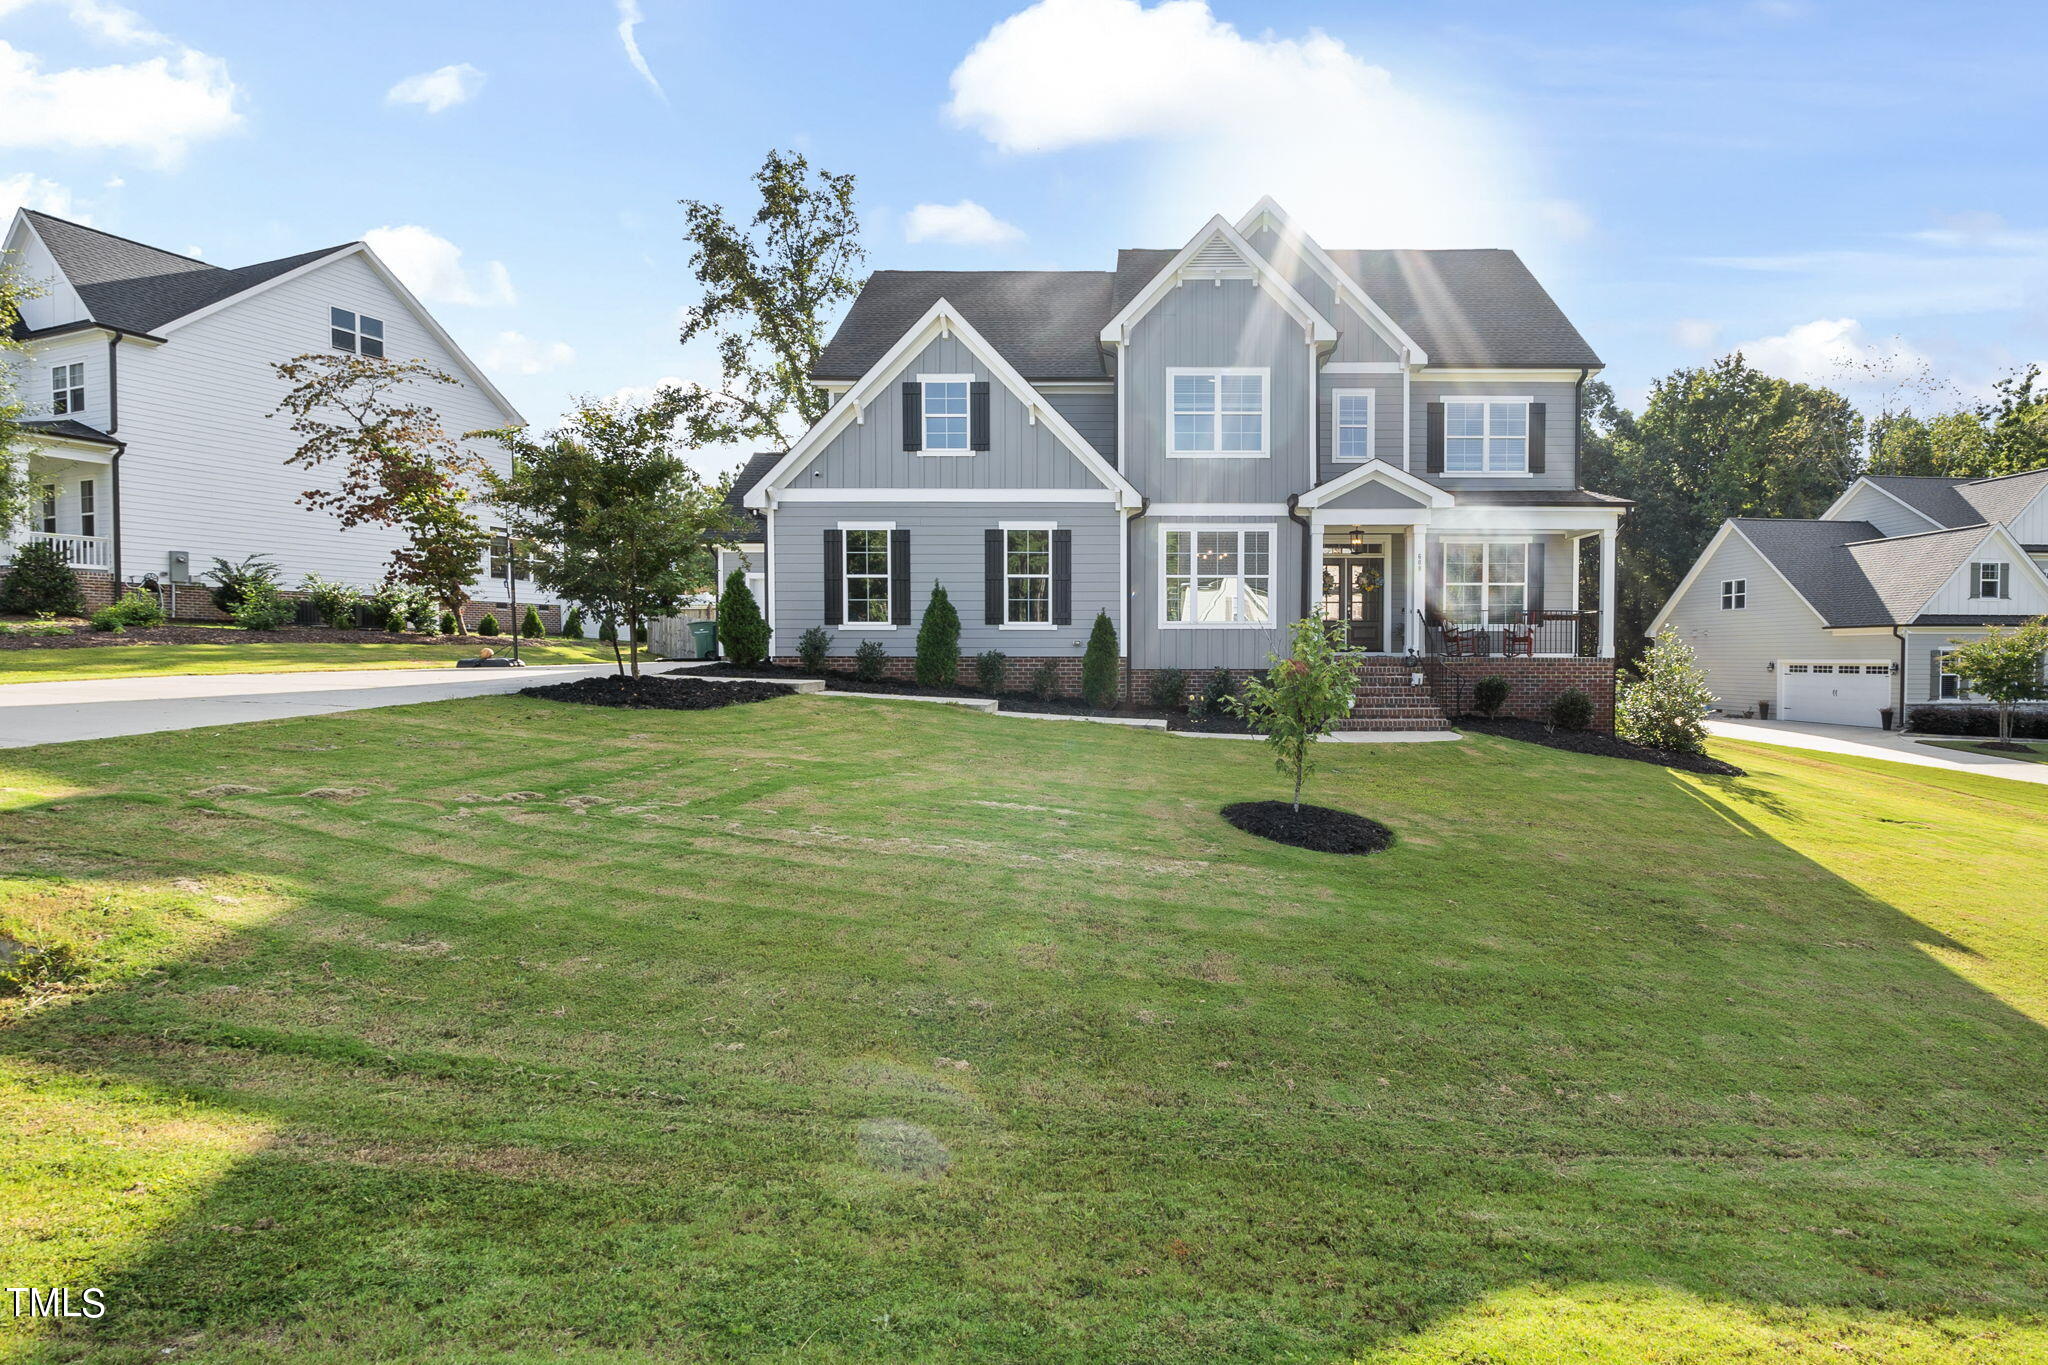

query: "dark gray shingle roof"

left=1957, top=468, right=2048, bottom=526
left=22, top=210, right=351, bottom=334
left=1326, top=249, right=1601, bottom=367
left=723, top=451, right=783, bottom=540
left=814, top=271, right=1115, bottom=381
left=1447, top=488, right=1631, bottom=507
left=1861, top=476, right=1982, bottom=528
left=1731, top=519, right=1894, bottom=627
left=20, top=417, right=119, bottom=447
left=1845, top=525, right=1995, bottom=623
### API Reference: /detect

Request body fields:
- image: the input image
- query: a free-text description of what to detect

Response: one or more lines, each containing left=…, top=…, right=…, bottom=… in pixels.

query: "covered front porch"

left=2, top=426, right=118, bottom=577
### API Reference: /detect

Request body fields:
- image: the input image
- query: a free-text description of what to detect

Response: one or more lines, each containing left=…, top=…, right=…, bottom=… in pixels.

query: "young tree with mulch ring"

left=719, top=568, right=770, bottom=666
left=1943, top=620, right=2048, bottom=746
left=1228, top=613, right=1364, bottom=814
left=916, top=582, right=960, bottom=686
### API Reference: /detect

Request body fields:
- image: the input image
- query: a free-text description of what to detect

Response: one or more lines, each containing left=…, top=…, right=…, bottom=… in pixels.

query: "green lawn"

left=0, top=638, right=623, bottom=686
left=3, top=695, right=2046, bottom=1363
left=1922, top=738, right=2048, bottom=765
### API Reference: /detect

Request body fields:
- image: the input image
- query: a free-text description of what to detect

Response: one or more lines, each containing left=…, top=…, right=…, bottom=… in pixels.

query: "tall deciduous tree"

left=481, top=396, right=745, bottom=679
left=0, top=257, right=45, bottom=538
left=1974, top=364, right=2048, bottom=475
left=271, top=354, right=490, bottom=629
left=674, top=148, right=865, bottom=448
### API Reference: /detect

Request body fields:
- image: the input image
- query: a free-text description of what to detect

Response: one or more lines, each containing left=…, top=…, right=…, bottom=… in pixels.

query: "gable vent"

left=1187, top=233, right=1247, bottom=270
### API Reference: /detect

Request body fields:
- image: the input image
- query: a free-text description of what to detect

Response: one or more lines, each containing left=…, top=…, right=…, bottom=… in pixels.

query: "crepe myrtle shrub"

left=974, top=650, right=1008, bottom=695
left=521, top=605, right=545, bottom=639
left=231, top=583, right=296, bottom=631
left=1147, top=667, right=1188, bottom=712
left=202, top=554, right=281, bottom=615
left=796, top=625, right=831, bottom=671
left=852, top=637, right=888, bottom=683
left=1030, top=660, right=1060, bottom=701
left=719, top=568, right=770, bottom=666
left=1471, top=674, right=1511, bottom=720
left=0, top=539, right=85, bottom=616
left=477, top=612, right=502, bottom=637
left=915, top=582, right=962, bottom=686
left=90, top=589, right=165, bottom=632
left=1226, top=613, right=1365, bottom=813
left=1547, top=687, right=1595, bottom=733
left=1081, top=611, right=1119, bottom=707
left=1943, top=618, right=2048, bottom=744
left=1617, top=627, right=1716, bottom=755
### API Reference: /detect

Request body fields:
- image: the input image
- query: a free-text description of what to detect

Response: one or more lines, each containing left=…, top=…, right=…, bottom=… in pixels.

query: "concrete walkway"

left=0, top=664, right=617, bottom=748
left=1706, top=717, right=2048, bottom=786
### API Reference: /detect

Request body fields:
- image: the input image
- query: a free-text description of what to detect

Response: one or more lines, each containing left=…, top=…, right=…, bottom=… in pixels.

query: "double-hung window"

left=1004, top=527, right=1052, bottom=625
left=39, top=484, right=56, bottom=534
left=921, top=376, right=969, bottom=452
left=1170, top=369, right=1266, bottom=455
left=1163, top=527, right=1272, bottom=625
left=330, top=308, right=385, bottom=358
left=1721, top=578, right=1747, bottom=610
left=843, top=526, right=892, bottom=624
left=1333, top=389, right=1373, bottom=462
left=1443, top=542, right=1528, bottom=625
left=1937, top=649, right=1966, bottom=700
left=1972, top=561, right=2011, bottom=599
left=1444, top=399, right=1529, bottom=474
left=51, top=363, right=85, bottom=415
left=78, top=479, right=95, bottom=538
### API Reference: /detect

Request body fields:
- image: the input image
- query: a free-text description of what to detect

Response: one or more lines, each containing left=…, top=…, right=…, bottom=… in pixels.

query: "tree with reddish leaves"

left=270, top=353, right=491, bottom=632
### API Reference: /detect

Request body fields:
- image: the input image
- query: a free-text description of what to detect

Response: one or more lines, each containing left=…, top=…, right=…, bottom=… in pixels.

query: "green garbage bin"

left=689, top=619, right=719, bottom=659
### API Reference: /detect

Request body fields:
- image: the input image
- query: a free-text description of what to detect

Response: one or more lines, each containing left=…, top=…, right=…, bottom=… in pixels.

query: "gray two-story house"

left=728, top=199, right=1626, bottom=728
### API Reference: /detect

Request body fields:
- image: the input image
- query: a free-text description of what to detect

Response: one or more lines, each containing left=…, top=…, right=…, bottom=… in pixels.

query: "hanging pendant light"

left=1347, top=527, right=1366, bottom=553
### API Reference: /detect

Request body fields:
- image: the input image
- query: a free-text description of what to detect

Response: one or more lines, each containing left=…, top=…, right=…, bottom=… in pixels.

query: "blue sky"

left=6, top=0, right=2046, bottom=475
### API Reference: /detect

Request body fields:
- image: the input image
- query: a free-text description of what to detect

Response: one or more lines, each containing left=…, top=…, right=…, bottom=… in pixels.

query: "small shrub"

left=598, top=617, right=618, bottom=643
left=1547, top=687, right=1595, bottom=732
left=1081, top=610, right=1119, bottom=707
left=438, top=610, right=459, bottom=635
left=796, top=625, right=831, bottom=671
left=232, top=583, right=295, bottom=630
left=0, top=941, right=80, bottom=996
left=521, top=605, right=545, bottom=638
left=975, top=650, right=1008, bottom=695
left=853, top=638, right=888, bottom=683
left=477, top=612, right=502, bottom=637
left=0, top=540, right=86, bottom=616
left=1147, top=667, right=1188, bottom=711
left=1617, top=629, right=1715, bottom=755
left=718, top=568, right=770, bottom=666
left=405, top=605, right=432, bottom=633
left=915, top=581, right=961, bottom=687
left=1905, top=705, right=2048, bottom=739
left=1192, top=668, right=1237, bottom=719
left=634, top=622, right=648, bottom=645
left=203, top=555, right=281, bottom=615
left=1030, top=660, right=1060, bottom=701
left=0, top=619, right=71, bottom=638
left=90, top=589, right=165, bottom=632
left=299, top=575, right=362, bottom=628
left=1472, top=675, right=1511, bottom=719
left=559, top=606, right=585, bottom=638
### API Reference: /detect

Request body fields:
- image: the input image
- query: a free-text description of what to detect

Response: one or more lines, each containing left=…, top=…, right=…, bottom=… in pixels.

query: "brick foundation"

left=73, top=570, right=118, bottom=612
left=773, top=653, right=1095, bottom=697
left=1423, top=657, right=1617, bottom=731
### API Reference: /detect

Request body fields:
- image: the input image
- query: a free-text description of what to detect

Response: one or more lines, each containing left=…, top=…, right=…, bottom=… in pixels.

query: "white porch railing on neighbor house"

left=1, top=532, right=113, bottom=570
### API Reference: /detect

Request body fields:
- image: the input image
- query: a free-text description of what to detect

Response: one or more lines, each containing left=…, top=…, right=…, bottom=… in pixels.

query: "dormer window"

left=1169, top=369, right=1266, bottom=456
left=51, top=363, right=85, bottom=415
left=330, top=308, right=385, bottom=358
left=1971, top=561, right=2011, bottom=600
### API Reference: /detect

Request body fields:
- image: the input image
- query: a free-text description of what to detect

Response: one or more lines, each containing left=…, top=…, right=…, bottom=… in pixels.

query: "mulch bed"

left=1168, top=712, right=1253, bottom=733
left=522, top=673, right=796, bottom=710
left=669, top=661, right=1186, bottom=722
left=1221, top=801, right=1394, bottom=855
left=0, top=622, right=457, bottom=651
left=1457, top=716, right=1745, bottom=776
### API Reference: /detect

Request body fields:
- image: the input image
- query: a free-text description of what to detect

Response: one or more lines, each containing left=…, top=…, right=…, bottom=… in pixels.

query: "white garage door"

left=1779, top=663, right=1891, bottom=727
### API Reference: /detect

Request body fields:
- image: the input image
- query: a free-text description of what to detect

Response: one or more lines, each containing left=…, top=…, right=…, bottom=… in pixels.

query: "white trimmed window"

left=843, top=526, right=892, bottom=624
left=1333, top=389, right=1373, bottom=462
left=1444, top=541, right=1528, bottom=625
left=1936, top=649, right=1966, bottom=700
left=1005, top=527, right=1052, bottom=625
left=51, top=362, right=85, bottom=415
left=78, top=479, right=95, bottom=538
left=1721, top=578, right=1747, bottom=610
left=1444, top=399, right=1529, bottom=473
left=921, top=376, right=970, bottom=451
left=1972, top=561, right=2010, bottom=599
left=39, top=484, right=56, bottom=534
left=330, top=308, right=385, bottom=358
left=1163, top=527, right=1273, bottom=625
left=1170, top=369, right=1266, bottom=455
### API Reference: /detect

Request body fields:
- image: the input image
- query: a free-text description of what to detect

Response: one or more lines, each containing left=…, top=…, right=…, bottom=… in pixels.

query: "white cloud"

left=1671, top=318, right=1720, bottom=349
left=0, top=38, right=240, bottom=168
left=903, top=200, right=1024, bottom=247
left=363, top=225, right=515, bottom=307
left=946, top=0, right=1562, bottom=249
left=386, top=62, right=484, bottom=114
left=0, top=171, right=87, bottom=222
left=1730, top=317, right=1926, bottom=388
left=482, top=331, right=575, bottom=375
left=615, top=0, right=665, bottom=101
left=60, top=0, right=166, bottom=44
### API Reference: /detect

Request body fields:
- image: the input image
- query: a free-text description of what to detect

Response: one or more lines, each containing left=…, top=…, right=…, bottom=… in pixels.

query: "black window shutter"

left=1527, top=402, right=1547, bottom=473
left=1052, top=529, right=1072, bottom=626
left=890, top=529, right=911, bottom=626
left=1426, top=402, right=1445, bottom=474
left=985, top=529, right=1003, bottom=625
left=902, top=382, right=922, bottom=452
left=2000, top=563, right=2011, bottom=598
left=1968, top=564, right=1980, bottom=599
left=970, top=381, right=991, bottom=451
left=823, top=529, right=844, bottom=626
left=1928, top=650, right=1941, bottom=701
left=1525, top=540, right=1545, bottom=619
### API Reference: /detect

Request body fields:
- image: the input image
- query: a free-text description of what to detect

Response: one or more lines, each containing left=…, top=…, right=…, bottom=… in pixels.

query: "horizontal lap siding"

left=1131, top=514, right=1302, bottom=671
left=1410, top=378, right=1578, bottom=492
left=770, top=502, right=1121, bottom=658
left=16, top=335, right=110, bottom=432
left=1832, top=483, right=1939, bottom=537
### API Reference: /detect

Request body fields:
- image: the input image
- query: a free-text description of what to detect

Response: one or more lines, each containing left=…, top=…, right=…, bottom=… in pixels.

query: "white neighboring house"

left=2, top=209, right=561, bottom=626
left=1651, top=468, right=2048, bottom=728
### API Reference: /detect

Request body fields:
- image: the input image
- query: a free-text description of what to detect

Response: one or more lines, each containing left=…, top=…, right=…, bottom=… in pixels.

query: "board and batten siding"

left=1122, top=278, right=1312, bottom=503
left=1830, top=483, right=1938, bottom=538
left=109, top=251, right=546, bottom=599
left=770, top=501, right=1120, bottom=659
left=1316, top=372, right=1405, bottom=483
left=1240, top=224, right=1403, bottom=365
left=1130, top=513, right=1304, bottom=671
left=7, top=222, right=87, bottom=330
left=1409, top=377, right=1579, bottom=492
left=1661, top=531, right=1895, bottom=716
left=1919, top=539, right=2048, bottom=617
left=1042, top=389, right=1116, bottom=465
left=801, top=335, right=1101, bottom=490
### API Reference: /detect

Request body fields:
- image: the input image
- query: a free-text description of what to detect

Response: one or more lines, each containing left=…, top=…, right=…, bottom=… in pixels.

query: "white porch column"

left=1598, top=524, right=1617, bottom=658
left=1411, top=526, right=1428, bottom=655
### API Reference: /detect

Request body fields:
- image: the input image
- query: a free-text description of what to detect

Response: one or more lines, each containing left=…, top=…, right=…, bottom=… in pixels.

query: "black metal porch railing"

left=1425, top=611, right=1600, bottom=658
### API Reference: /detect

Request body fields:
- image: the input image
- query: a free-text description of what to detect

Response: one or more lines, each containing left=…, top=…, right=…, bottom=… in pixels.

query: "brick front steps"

left=1340, top=664, right=1450, bottom=732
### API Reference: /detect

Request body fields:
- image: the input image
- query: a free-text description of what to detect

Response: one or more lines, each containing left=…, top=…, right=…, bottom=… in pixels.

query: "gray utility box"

left=166, top=550, right=191, bottom=584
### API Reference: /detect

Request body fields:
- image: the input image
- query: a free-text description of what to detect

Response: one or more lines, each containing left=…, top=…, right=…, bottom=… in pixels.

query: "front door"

left=1321, top=553, right=1385, bottom=651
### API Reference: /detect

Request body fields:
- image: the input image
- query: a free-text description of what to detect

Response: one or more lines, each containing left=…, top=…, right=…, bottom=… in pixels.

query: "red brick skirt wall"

left=774, top=653, right=1092, bottom=696
left=1424, top=657, right=1617, bottom=731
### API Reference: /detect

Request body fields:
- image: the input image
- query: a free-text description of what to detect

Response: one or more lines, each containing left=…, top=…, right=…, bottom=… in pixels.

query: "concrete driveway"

left=1706, top=717, right=2048, bottom=786
left=0, top=664, right=620, bottom=748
